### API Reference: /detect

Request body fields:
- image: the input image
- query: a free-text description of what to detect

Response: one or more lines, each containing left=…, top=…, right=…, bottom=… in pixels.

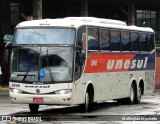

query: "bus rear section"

left=73, top=20, right=155, bottom=112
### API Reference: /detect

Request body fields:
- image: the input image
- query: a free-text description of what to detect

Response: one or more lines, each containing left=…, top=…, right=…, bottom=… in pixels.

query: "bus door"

left=73, top=26, right=87, bottom=103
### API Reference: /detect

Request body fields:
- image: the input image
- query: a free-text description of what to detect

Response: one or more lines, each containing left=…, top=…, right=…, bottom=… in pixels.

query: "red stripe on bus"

left=84, top=53, right=135, bottom=73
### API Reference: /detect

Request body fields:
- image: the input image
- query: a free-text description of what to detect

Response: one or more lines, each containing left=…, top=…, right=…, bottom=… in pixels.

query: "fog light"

left=67, top=98, right=71, bottom=101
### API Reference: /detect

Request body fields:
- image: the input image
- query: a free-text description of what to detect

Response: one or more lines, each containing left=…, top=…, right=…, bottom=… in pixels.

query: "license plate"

left=33, top=98, right=43, bottom=102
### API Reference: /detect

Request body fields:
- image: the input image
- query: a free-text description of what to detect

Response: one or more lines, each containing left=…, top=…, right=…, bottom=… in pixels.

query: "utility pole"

left=81, top=0, right=88, bottom=17
left=33, top=0, right=42, bottom=19
left=128, top=0, right=135, bottom=25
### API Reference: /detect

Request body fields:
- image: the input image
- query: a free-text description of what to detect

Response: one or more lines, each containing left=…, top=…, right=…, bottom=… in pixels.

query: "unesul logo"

left=107, top=57, right=148, bottom=70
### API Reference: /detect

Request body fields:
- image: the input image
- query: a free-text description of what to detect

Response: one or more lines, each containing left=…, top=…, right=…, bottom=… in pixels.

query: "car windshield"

left=14, top=28, right=75, bottom=44
left=10, top=46, right=73, bottom=83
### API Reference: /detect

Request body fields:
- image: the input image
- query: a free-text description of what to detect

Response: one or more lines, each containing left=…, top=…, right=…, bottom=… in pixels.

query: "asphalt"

left=0, top=90, right=9, bottom=95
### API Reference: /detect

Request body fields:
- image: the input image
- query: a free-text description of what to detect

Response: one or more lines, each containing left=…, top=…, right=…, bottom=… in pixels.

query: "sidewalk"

left=0, top=86, right=9, bottom=91
left=0, top=86, right=9, bottom=95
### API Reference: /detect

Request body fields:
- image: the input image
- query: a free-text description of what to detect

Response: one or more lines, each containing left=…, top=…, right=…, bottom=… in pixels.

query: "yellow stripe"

left=0, top=87, right=9, bottom=90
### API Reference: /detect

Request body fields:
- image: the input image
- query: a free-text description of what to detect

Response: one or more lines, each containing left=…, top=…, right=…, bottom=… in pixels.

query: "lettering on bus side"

left=25, top=85, right=50, bottom=88
left=91, top=60, right=97, bottom=66
left=12, top=84, right=20, bottom=88
left=107, top=57, right=148, bottom=70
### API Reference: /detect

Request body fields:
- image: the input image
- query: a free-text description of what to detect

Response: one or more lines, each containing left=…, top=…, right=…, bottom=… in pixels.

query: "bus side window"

left=121, top=30, right=130, bottom=51
left=110, top=29, right=120, bottom=51
left=148, top=33, right=154, bottom=51
left=88, top=27, right=99, bottom=51
left=99, top=28, right=110, bottom=51
left=130, top=31, right=139, bottom=52
left=140, top=33, right=148, bottom=52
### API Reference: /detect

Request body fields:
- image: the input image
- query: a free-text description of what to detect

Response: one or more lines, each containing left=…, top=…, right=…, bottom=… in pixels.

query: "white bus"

left=7, top=17, right=155, bottom=112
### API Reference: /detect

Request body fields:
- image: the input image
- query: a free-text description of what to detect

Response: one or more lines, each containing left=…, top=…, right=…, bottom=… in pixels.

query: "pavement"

left=0, top=86, right=9, bottom=95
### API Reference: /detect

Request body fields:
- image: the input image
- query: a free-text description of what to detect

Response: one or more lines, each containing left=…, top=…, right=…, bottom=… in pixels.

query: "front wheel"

left=126, top=84, right=136, bottom=104
left=29, top=104, right=39, bottom=113
left=85, top=92, right=89, bottom=112
left=80, top=91, right=93, bottom=112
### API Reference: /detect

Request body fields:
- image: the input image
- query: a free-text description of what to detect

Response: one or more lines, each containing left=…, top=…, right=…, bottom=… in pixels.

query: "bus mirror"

left=79, top=57, right=84, bottom=66
left=4, top=49, right=9, bottom=63
left=76, top=51, right=85, bottom=66
left=5, top=42, right=12, bottom=49
left=4, top=42, right=12, bottom=63
left=76, top=45, right=82, bottom=52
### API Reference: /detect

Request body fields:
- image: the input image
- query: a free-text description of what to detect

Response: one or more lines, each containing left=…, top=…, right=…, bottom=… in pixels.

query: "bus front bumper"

left=9, top=91, right=73, bottom=105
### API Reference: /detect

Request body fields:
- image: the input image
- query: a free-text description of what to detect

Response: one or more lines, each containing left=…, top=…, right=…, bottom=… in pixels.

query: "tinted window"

left=76, top=26, right=86, bottom=80
left=121, top=31, right=130, bottom=51
left=99, top=28, right=110, bottom=50
left=140, top=33, right=148, bottom=51
left=77, top=26, right=86, bottom=51
left=88, top=27, right=99, bottom=50
left=131, top=31, right=139, bottom=51
left=148, top=33, right=154, bottom=51
left=110, top=30, right=120, bottom=51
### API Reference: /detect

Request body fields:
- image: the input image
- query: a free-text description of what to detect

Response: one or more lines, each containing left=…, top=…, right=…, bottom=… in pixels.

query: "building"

left=0, top=0, right=160, bottom=85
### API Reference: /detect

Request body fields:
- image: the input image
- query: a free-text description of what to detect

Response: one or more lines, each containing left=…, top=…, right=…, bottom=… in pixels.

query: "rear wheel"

left=29, top=104, right=39, bottom=113
left=135, top=87, right=142, bottom=104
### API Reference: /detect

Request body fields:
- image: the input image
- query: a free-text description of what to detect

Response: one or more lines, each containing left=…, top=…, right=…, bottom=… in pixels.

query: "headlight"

left=54, top=89, right=72, bottom=94
left=10, top=88, right=22, bottom=94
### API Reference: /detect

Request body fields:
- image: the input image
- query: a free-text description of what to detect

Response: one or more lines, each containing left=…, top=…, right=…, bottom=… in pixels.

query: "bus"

left=6, top=17, right=155, bottom=113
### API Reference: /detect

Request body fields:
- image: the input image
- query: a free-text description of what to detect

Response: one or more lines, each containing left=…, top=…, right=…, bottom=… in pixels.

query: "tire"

left=85, top=92, right=89, bottom=112
left=78, top=92, right=90, bottom=112
left=29, top=104, right=39, bottom=113
left=83, top=90, right=93, bottom=112
left=126, top=84, right=136, bottom=104
left=135, top=87, right=142, bottom=104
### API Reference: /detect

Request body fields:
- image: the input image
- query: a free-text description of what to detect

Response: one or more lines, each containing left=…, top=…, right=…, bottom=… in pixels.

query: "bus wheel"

left=29, top=104, right=39, bottom=113
left=84, top=90, right=94, bottom=112
left=85, top=92, right=89, bottom=112
left=127, top=84, right=136, bottom=104
left=135, top=87, right=142, bottom=104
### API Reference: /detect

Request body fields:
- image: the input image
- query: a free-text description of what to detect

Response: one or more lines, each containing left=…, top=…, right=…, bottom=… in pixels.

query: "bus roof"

left=16, top=17, right=154, bottom=32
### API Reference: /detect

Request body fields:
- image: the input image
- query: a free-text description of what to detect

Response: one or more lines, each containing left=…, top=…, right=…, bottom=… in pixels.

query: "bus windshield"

left=10, top=46, right=73, bottom=83
left=14, top=28, right=75, bottom=44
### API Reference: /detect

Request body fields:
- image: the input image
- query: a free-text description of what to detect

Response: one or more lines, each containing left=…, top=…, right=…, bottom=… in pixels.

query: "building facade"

left=0, top=0, right=160, bottom=85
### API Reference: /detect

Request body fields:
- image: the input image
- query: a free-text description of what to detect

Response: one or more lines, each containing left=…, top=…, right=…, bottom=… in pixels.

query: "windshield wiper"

left=45, top=49, right=54, bottom=83
left=22, top=66, right=32, bottom=82
left=22, top=51, right=37, bottom=82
